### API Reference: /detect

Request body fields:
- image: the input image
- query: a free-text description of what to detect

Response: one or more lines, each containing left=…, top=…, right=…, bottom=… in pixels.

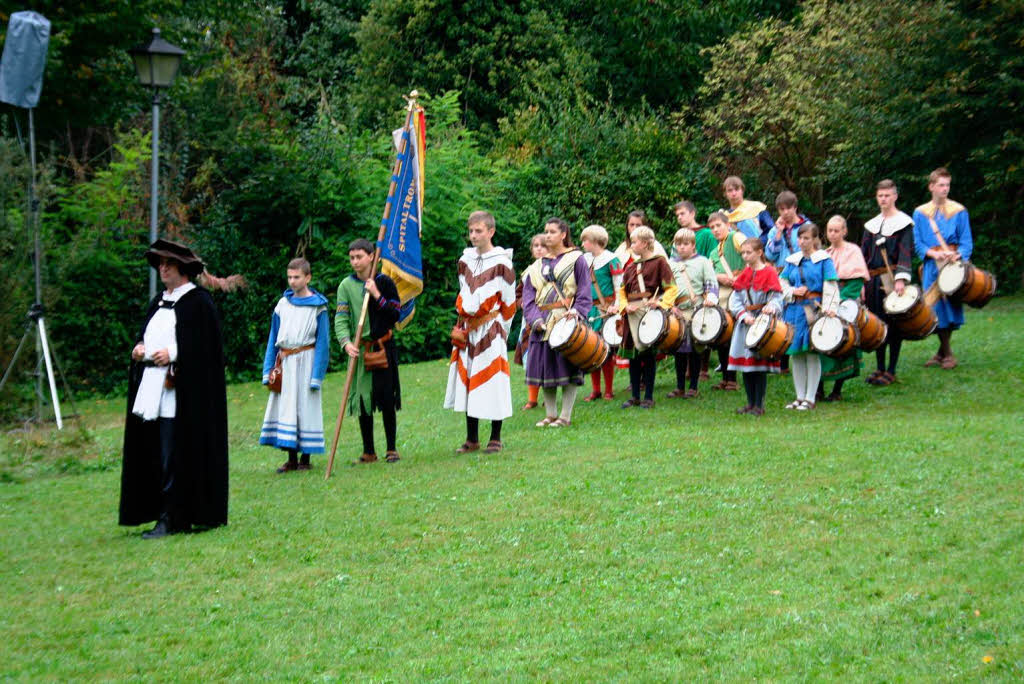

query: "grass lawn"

left=2, top=296, right=1023, bottom=679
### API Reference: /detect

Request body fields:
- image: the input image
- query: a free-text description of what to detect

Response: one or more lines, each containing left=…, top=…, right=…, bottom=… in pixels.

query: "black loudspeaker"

left=0, top=11, right=51, bottom=109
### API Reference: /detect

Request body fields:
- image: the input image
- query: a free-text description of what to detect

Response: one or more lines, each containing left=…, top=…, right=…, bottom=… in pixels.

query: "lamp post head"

left=130, top=28, right=184, bottom=89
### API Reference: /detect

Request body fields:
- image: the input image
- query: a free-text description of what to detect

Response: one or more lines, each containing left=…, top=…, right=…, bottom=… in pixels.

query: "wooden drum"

left=810, top=315, right=859, bottom=358
left=837, top=299, right=887, bottom=352
left=883, top=284, right=937, bottom=340
left=938, top=261, right=997, bottom=309
left=744, top=313, right=793, bottom=360
left=549, top=315, right=609, bottom=373
left=691, top=305, right=735, bottom=347
left=637, top=308, right=686, bottom=353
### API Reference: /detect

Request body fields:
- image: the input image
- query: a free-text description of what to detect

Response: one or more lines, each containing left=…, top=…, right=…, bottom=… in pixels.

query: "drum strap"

left=927, top=216, right=959, bottom=257
left=677, top=265, right=698, bottom=304
left=717, top=240, right=735, bottom=281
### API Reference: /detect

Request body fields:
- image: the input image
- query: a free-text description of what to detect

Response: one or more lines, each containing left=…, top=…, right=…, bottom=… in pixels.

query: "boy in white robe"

left=444, top=211, right=516, bottom=453
left=260, top=258, right=330, bottom=472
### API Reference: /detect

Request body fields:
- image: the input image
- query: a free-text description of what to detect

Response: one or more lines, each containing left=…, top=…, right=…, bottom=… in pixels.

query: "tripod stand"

left=0, top=108, right=75, bottom=428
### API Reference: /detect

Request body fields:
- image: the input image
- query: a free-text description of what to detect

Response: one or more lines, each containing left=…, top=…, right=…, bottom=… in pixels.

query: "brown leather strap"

left=589, top=264, right=610, bottom=309
left=627, top=291, right=655, bottom=301
left=279, top=343, right=316, bottom=358
left=745, top=303, right=766, bottom=313
left=793, top=291, right=822, bottom=302
left=360, top=329, right=392, bottom=351
left=463, top=310, right=500, bottom=333
left=538, top=301, right=567, bottom=311
left=868, top=266, right=890, bottom=277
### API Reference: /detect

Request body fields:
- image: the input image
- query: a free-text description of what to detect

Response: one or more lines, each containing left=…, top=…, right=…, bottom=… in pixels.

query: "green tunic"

left=334, top=273, right=401, bottom=416
left=710, top=231, right=745, bottom=275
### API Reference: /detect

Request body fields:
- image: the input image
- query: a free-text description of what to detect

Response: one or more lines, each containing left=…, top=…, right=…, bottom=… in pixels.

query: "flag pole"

left=325, top=90, right=419, bottom=479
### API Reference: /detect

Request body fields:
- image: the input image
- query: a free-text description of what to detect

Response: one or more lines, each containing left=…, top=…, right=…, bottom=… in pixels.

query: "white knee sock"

left=805, top=353, right=821, bottom=402
left=559, top=385, right=579, bottom=422
left=791, top=355, right=808, bottom=400
left=543, top=388, right=558, bottom=417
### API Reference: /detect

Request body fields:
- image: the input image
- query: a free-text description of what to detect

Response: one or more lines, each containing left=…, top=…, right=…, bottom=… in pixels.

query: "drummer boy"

left=667, top=228, right=718, bottom=399
left=609, top=226, right=677, bottom=408
left=580, top=224, right=623, bottom=401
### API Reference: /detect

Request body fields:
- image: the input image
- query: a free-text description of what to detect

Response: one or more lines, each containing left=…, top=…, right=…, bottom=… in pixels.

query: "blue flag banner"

left=378, top=109, right=425, bottom=329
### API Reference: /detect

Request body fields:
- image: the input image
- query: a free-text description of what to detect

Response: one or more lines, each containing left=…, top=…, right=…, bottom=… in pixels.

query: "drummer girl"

left=779, top=222, right=839, bottom=411
left=668, top=228, right=718, bottom=399
left=580, top=224, right=623, bottom=401
left=516, top=233, right=548, bottom=410
left=610, top=226, right=677, bottom=408
left=522, top=218, right=593, bottom=427
left=727, top=238, right=784, bottom=415
left=820, top=215, right=870, bottom=401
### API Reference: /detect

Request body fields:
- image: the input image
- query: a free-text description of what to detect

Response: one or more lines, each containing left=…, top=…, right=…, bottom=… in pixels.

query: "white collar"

left=785, top=250, right=829, bottom=266
left=587, top=250, right=615, bottom=270
left=864, top=211, right=913, bottom=236
left=162, top=281, right=196, bottom=302
left=462, top=246, right=512, bottom=261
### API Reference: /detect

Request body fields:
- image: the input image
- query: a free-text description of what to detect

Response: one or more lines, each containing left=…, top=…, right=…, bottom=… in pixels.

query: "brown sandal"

left=455, top=441, right=480, bottom=454
left=666, top=388, right=687, bottom=399
left=483, top=440, right=504, bottom=453
left=385, top=450, right=401, bottom=463
left=940, top=355, right=958, bottom=369
left=354, top=453, right=377, bottom=464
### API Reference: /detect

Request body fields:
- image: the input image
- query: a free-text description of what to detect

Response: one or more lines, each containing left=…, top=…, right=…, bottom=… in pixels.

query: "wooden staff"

left=325, top=91, right=419, bottom=479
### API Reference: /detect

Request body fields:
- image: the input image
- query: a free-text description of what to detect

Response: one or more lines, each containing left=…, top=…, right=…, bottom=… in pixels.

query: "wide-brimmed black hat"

left=145, top=239, right=205, bottom=278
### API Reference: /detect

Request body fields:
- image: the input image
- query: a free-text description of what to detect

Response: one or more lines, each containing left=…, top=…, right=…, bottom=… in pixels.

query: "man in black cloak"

left=119, top=239, right=229, bottom=538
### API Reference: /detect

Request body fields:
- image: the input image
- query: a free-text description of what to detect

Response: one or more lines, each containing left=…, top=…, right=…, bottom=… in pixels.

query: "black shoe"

left=142, top=520, right=171, bottom=539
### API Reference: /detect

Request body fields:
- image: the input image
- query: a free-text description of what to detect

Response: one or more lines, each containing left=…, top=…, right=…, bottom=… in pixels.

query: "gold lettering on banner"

left=398, top=181, right=416, bottom=253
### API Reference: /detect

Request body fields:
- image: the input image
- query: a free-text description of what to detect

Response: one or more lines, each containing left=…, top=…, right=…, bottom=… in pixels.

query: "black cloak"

left=119, top=286, right=229, bottom=528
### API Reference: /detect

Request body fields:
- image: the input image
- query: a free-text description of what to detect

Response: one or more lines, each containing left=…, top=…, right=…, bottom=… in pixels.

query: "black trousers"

left=158, top=417, right=186, bottom=529
left=359, top=400, right=397, bottom=454
left=629, top=352, right=657, bottom=400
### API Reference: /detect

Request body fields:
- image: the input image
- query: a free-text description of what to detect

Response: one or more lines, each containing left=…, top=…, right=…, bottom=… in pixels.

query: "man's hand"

left=152, top=348, right=171, bottom=366
left=894, top=279, right=906, bottom=296
left=743, top=313, right=756, bottom=325
left=793, top=285, right=808, bottom=297
left=344, top=342, right=359, bottom=358
left=625, top=302, right=641, bottom=314
left=131, top=344, right=146, bottom=361
left=365, top=278, right=381, bottom=299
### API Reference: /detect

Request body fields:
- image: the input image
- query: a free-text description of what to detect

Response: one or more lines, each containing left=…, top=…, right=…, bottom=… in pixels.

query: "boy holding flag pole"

left=325, top=91, right=425, bottom=478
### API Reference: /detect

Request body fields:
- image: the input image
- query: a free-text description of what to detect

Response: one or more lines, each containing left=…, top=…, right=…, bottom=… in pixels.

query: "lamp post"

left=130, top=28, right=184, bottom=299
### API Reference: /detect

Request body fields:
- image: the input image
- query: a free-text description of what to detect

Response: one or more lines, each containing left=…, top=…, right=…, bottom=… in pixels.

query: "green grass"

left=3, top=297, right=1024, bottom=680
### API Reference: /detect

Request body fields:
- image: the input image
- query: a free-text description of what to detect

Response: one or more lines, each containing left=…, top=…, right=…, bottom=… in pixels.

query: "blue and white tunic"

left=260, top=289, right=330, bottom=453
left=780, top=250, right=839, bottom=355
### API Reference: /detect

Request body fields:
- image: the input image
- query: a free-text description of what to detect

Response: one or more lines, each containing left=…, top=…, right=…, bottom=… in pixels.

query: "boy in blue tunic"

left=765, top=190, right=811, bottom=269
left=260, top=257, right=330, bottom=472
left=913, top=167, right=973, bottom=369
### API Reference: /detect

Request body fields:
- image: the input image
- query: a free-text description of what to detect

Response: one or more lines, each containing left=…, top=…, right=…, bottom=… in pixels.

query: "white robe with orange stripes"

left=444, top=246, right=516, bottom=421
